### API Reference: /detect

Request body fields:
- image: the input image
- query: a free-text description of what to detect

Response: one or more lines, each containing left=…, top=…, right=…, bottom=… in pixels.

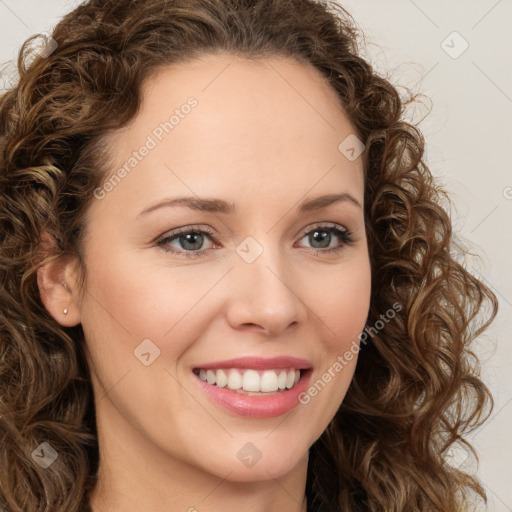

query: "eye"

left=156, top=226, right=218, bottom=258
left=295, top=223, right=354, bottom=254
left=155, top=223, right=354, bottom=258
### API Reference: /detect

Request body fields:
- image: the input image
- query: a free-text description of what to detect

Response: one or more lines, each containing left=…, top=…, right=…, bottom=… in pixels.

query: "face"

left=76, top=54, right=371, bottom=484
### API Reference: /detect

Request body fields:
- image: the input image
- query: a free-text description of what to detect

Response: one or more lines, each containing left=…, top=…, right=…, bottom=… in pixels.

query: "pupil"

left=181, top=233, right=203, bottom=250
left=310, top=230, right=330, bottom=248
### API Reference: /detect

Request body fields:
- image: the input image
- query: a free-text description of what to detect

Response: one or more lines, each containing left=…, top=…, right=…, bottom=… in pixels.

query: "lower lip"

left=194, top=370, right=312, bottom=418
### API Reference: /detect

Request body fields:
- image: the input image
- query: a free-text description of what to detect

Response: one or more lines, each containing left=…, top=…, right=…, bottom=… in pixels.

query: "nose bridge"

left=226, top=235, right=305, bottom=335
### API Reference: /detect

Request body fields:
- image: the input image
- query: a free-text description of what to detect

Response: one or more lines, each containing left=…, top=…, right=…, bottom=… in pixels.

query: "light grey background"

left=1, top=0, right=511, bottom=510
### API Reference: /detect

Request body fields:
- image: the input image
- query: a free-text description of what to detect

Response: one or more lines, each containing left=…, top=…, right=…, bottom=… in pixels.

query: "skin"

left=38, top=54, right=371, bottom=512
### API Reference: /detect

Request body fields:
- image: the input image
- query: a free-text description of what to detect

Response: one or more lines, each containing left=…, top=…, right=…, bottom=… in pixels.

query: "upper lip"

left=193, top=356, right=312, bottom=371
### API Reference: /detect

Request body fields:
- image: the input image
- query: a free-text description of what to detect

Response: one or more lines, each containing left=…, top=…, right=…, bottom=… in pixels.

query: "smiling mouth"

left=193, top=367, right=306, bottom=395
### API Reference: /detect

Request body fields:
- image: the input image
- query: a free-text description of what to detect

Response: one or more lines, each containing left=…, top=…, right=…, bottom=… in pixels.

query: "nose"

left=225, top=242, right=308, bottom=338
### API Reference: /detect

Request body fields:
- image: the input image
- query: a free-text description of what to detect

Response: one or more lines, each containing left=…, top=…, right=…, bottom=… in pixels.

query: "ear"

left=36, top=232, right=82, bottom=327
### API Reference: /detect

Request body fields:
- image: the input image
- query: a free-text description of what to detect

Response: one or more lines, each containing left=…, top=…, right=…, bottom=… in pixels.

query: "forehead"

left=92, top=54, right=364, bottom=218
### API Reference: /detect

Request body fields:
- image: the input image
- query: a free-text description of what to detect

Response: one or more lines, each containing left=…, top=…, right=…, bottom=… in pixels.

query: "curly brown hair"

left=0, top=0, right=498, bottom=511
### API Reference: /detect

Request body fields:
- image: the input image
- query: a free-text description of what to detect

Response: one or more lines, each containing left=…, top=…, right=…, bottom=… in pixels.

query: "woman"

left=0, top=0, right=498, bottom=511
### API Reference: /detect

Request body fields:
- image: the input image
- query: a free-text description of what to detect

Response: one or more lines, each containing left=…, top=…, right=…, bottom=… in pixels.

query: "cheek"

left=303, top=257, right=370, bottom=397
left=295, top=259, right=371, bottom=442
left=81, top=247, right=200, bottom=335
left=79, top=251, right=207, bottom=430
left=311, top=256, right=372, bottom=350
left=79, top=248, right=222, bottom=376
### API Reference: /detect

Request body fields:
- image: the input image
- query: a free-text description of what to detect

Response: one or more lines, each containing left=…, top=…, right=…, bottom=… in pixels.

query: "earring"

left=63, top=308, right=68, bottom=315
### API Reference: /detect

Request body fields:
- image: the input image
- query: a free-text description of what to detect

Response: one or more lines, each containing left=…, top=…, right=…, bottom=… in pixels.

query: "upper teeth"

left=197, top=368, right=301, bottom=392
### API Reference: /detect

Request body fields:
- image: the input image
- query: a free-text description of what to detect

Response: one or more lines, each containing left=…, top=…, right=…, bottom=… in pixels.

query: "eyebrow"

left=137, top=192, right=362, bottom=218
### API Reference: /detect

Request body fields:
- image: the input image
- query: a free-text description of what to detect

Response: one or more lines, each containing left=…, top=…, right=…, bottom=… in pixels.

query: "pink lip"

left=193, top=356, right=312, bottom=371
left=193, top=368, right=313, bottom=419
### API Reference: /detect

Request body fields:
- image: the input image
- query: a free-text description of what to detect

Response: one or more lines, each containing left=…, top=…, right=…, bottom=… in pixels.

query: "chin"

left=193, top=439, right=309, bottom=483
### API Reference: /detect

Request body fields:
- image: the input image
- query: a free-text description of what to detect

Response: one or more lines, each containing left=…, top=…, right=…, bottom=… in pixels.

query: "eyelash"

left=156, top=223, right=354, bottom=259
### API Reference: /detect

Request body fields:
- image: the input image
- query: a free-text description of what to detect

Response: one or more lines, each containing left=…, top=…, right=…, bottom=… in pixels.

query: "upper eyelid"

left=297, top=222, right=349, bottom=237
left=159, top=222, right=349, bottom=241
